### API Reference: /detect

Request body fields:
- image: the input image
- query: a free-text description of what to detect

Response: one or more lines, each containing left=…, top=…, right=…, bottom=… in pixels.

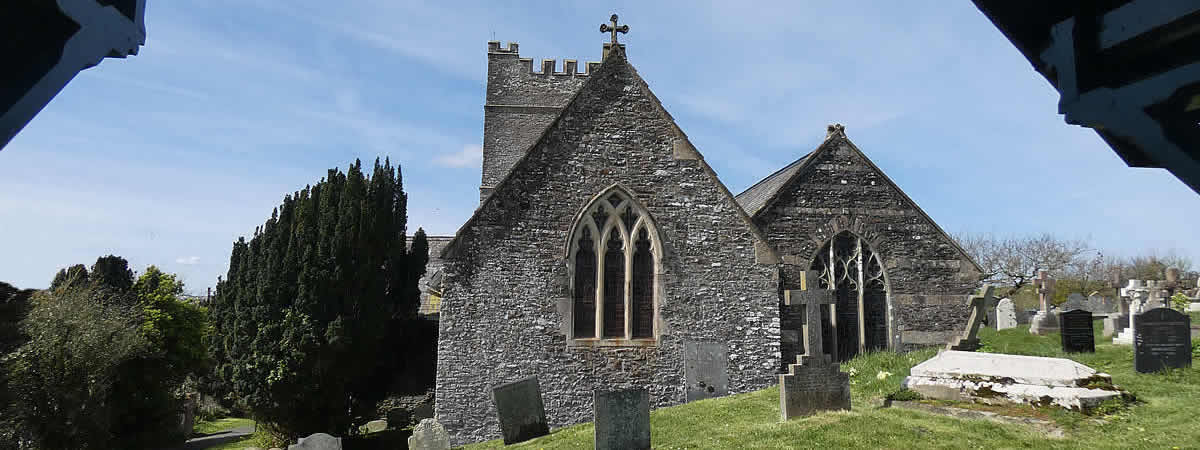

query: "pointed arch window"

left=568, top=187, right=661, bottom=344
left=810, top=231, right=890, bottom=361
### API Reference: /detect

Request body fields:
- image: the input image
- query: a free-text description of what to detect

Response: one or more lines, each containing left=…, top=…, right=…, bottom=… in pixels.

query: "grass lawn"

left=465, top=321, right=1199, bottom=449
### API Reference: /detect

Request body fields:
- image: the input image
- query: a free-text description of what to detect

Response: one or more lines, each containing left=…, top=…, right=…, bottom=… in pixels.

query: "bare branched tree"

left=952, top=232, right=1091, bottom=291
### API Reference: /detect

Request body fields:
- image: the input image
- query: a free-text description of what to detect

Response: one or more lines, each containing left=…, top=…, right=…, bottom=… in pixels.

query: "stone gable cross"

left=783, top=270, right=836, bottom=365
left=1034, top=270, right=1055, bottom=312
left=599, top=14, right=630, bottom=44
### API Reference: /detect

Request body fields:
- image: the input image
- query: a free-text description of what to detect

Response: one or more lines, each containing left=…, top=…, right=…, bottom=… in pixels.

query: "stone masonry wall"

left=481, top=42, right=598, bottom=202
left=436, top=48, right=779, bottom=446
left=754, top=136, right=980, bottom=356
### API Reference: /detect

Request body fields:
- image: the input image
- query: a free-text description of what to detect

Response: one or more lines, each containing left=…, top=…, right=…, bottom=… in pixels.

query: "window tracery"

left=568, top=187, right=661, bottom=343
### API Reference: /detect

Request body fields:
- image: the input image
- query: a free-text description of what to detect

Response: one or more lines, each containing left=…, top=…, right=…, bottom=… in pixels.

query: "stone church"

left=432, top=33, right=981, bottom=445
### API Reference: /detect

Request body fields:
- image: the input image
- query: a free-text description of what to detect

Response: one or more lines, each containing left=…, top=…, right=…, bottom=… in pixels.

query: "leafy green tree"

left=90, top=255, right=135, bottom=293
left=0, top=282, right=36, bottom=448
left=49, top=263, right=89, bottom=291
left=4, top=287, right=151, bottom=449
left=132, top=266, right=209, bottom=377
left=208, top=158, right=429, bottom=438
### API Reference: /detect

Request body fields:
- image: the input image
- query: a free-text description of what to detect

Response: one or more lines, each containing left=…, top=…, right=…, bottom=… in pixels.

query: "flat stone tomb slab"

left=491, top=376, right=550, bottom=445
left=593, top=388, right=651, bottom=450
left=903, top=351, right=1119, bottom=412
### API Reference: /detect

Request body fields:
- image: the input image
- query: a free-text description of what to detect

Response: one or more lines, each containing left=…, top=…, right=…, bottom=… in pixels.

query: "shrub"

left=4, top=287, right=152, bottom=449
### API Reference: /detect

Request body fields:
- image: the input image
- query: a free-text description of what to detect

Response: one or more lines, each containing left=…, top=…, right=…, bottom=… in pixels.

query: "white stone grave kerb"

left=903, top=351, right=1120, bottom=412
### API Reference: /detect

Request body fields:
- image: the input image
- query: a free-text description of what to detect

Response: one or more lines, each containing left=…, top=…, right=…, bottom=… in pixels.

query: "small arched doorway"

left=810, top=231, right=889, bottom=361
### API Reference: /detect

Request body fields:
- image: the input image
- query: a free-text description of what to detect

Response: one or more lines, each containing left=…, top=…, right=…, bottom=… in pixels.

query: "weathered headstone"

left=363, top=419, right=387, bottom=433
left=947, top=286, right=994, bottom=351
left=1029, top=271, right=1060, bottom=335
left=683, top=340, right=728, bottom=402
left=491, top=376, right=550, bottom=445
left=1087, top=293, right=1117, bottom=314
left=1133, top=307, right=1193, bottom=373
left=1060, top=309, right=1095, bottom=353
left=288, top=433, right=341, bottom=450
left=779, top=271, right=851, bottom=420
left=178, top=393, right=196, bottom=438
left=995, top=298, right=1017, bottom=330
left=407, top=418, right=450, bottom=450
left=1061, top=293, right=1087, bottom=313
left=593, top=388, right=650, bottom=450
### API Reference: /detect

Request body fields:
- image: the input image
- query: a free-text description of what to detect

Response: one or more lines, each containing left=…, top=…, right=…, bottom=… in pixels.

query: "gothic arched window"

left=810, top=231, right=889, bottom=361
left=568, top=187, right=661, bottom=343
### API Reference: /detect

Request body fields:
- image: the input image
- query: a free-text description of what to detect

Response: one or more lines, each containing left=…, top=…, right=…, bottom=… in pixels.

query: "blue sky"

left=2, top=1, right=1197, bottom=293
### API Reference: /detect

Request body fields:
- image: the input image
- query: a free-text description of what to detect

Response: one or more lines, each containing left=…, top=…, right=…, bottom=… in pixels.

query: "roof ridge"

left=735, top=152, right=810, bottom=201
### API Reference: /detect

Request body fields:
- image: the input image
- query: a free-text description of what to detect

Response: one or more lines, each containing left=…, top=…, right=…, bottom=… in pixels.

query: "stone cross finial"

left=784, top=270, right=836, bottom=365
left=599, top=14, right=629, bottom=44
left=1034, top=270, right=1055, bottom=312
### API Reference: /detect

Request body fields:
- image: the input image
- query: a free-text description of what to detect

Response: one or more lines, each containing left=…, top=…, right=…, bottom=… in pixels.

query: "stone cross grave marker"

left=1030, top=271, right=1060, bottom=335
left=593, top=388, right=650, bottom=450
left=779, top=270, right=850, bottom=420
left=684, top=340, right=728, bottom=402
left=995, top=298, right=1017, bottom=330
left=1134, top=307, right=1192, bottom=373
left=491, top=376, right=550, bottom=445
left=1115, top=279, right=1152, bottom=345
left=947, top=285, right=994, bottom=351
left=1060, top=309, right=1095, bottom=353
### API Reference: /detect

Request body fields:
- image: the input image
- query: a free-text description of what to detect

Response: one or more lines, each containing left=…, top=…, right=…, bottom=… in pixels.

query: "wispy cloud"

left=434, top=145, right=482, bottom=168
left=176, top=256, right=201, bottom=265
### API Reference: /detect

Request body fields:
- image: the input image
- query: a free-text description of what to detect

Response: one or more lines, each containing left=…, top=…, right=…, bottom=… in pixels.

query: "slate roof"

left=734, top=152, right=813, bottom=217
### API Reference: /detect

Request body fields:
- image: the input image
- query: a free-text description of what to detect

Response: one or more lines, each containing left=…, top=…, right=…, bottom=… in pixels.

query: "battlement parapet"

left=487, top=41, right=600, bottom=77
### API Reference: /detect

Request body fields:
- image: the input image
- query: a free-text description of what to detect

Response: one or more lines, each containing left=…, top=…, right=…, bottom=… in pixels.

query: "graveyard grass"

left=464, top=321, right=1198, bottom=449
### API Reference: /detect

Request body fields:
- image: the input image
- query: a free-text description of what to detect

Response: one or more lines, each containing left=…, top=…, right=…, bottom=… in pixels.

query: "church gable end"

left=436, top=44, right=779, bottom=446
left=750, top=126, right=981, bottom=356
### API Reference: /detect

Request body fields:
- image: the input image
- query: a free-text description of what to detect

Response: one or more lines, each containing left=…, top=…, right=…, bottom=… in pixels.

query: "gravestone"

left=1115, top=280, right=1153, bottom=345
left=407, top=418, right=450, bottom=450
left=491, top=376, right=550, bottom=445
left=683, top=340, right=728, bottom=402
left=947, top=286, right=994, bottom=351
left=593, top=388, right=651, bottom=450
left=1062, top=293, right=1087, bottom=313
left=995, top=298, right=1017, bottom=330
left=364, top=420, right=387, bottom=433
left=289, top=433, right=341, bottom=450
left=1133, top=308, right=1192, bottom=373
left=779, top=271, right=851, bottom=420
left=1059, top=310, right=1095, bottom=353
left=1087, top=293, right=1117, bottom=314
left=1029, top=271, right=1060, bottom=335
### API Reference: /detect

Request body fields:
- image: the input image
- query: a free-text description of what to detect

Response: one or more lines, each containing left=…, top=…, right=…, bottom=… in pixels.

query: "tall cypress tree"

left=209, top=159, right=428, bottom=437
